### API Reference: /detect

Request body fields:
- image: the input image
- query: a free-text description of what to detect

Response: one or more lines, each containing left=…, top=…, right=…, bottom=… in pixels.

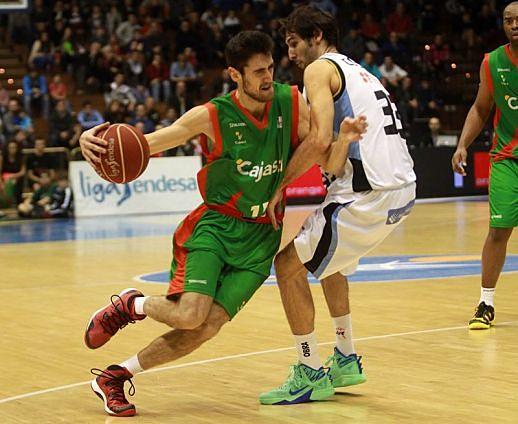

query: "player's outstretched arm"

left=452, top=59, right=494, bottom=176
left=146, top=106, right=211, bottom=155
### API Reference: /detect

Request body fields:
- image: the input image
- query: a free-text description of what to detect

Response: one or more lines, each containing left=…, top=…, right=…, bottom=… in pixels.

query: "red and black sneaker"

left=84, top=288, right=146, bottom=349
left=91, top=365, right=136, bottom=417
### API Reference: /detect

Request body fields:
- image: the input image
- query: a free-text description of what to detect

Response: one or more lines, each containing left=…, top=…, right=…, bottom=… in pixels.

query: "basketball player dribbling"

left=78, top=31, right=367, bottom=416
left=259, top=6, right=416, bottom=405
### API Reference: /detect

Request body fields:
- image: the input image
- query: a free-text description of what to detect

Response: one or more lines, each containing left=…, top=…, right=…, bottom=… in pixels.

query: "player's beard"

left=243, top=76, right=274, bottom=103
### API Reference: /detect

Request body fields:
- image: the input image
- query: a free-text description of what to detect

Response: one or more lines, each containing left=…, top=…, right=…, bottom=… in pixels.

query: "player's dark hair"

left=280, top=5, right=339, bottom=47
left=225, top=31, right=274, bottom=73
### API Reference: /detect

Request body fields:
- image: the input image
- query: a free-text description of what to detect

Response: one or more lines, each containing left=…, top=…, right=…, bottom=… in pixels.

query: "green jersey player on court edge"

left=78, top=31, right=367, bottom=417
left=451, top=2, right=518, bottom=330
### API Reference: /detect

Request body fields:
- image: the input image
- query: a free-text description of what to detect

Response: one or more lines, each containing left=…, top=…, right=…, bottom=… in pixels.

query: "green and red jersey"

left=484, top=44, right=518, bottom=162
left=198, top=82, right=299, bottom=223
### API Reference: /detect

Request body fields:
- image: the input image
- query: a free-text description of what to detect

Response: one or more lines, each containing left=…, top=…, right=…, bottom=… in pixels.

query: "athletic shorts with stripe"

left=294, top=182, right=416, bottom=280
left=167, top=204, right=282, bottom=319
left=489, top=158, right=518, bottom=228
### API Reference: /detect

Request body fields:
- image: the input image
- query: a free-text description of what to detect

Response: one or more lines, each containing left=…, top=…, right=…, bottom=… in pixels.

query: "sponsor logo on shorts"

left=236, top=158, right=283, bottom=183
left=187, top=279, right=208, bottom=285
left=504, top=95, right=518, bottom=110
left=491, top=214, right=503, bottom=219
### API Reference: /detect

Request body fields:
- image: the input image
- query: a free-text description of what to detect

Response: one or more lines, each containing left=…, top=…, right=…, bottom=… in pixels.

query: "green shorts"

left=489, top=159, right=518, bottom=228
left=167, top=204, right=281, bottom=319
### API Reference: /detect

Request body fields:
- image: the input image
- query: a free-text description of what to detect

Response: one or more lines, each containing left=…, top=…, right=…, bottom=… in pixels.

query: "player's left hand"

left=339, top=116, right=368, bottom=143
left=266, top=188, right=284, bottom=231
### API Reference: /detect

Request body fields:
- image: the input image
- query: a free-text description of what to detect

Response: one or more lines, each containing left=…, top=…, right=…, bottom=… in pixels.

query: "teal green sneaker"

left=326, top=348, right=366, bottom=388
left=259, top=363, right=335, bottom=405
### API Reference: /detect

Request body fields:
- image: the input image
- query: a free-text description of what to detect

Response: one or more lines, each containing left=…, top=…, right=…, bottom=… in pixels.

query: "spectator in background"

left=396, top=76, right=419, bottom=130
left=48, top=74, right=68, bottom=108
left=360, top=13, right=381, bottom=42
left=59, top=27, right=77, bottom=73
left=238, top=2, right=257, bottom=31
left=49, top=100, right=74, bottom=148
left=422, top=116, right=441, bottom=148
left=147, top=54, right=171, bottom=103
left=204, top=24, right=226, bottom=67
left=106, top=5, right=122, bottom=36
left=382, top=32, right=407, bottom=67
left=23, top=68, right=50, bottom=118
left=144, top=97, right=161, bottom=125
left=0, top=140, right=25, bottom=206
left=129, top=103, right=155, bottom=134
left=116, top=13, right=140, bottom=47
left=13, top=129, right=31, bottom=148
left=275, top=55, right=294, bottom=84
left=169, top=80, right=193, bottom=116
left=170, top=53, right=197, bottom=83
left=28, top=31, right=53, bottom=70
left=223, top=10, right=241, bottom=36
left=417, top=78, right=442, bottom=118
left=124, top=50, right=146, bottom=87
left=159, top=107, right=178, bottom=127
left=3, top=99, right=27, bottom=137
left=0, top=82, right=9, bottom=113
left=175, top=20, right=201, bottom=53
left=77, top=101, right=104, bottom=131
left=360, top=51, right=382, bottom=79
left=310, top=0, right=337, bottom=16
left=379, top=56, right=408, bottom=87
left=386, top=2, right=413, bottom=39
left=104, top=100, right=126, bottom=124
left=419, top=1, right=438, bottom=34
left=341, top=27, right=365, bottom=62
left=27, top=138, right=56, bottom=190
left=106, top=73, right=136, bottom=107
left=424, top=34, right=450, bottom=78
left=211, top=68, right=236, bottom=97
left=18, top=171, right=55, bottom=218
left=46, top=173, right=73, bottom=218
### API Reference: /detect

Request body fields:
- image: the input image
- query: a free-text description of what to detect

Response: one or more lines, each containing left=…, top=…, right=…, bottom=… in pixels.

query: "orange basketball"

left=95, top=124, right=150, bottom=184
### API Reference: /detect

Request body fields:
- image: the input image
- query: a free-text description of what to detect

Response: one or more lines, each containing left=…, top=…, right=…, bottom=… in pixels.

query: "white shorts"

left=294, top=182, right=416, bottom=279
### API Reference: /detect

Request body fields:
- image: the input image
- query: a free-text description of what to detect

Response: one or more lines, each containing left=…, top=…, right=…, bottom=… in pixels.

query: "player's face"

left=241, top=54, right=275, bottom=103
left=503, top=6, right=518, bottom=43
left=286, top=33, right=316, bottom=69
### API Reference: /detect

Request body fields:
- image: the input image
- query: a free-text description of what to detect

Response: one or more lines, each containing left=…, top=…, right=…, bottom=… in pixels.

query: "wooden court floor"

left=1, top=200, right=517, bottom=423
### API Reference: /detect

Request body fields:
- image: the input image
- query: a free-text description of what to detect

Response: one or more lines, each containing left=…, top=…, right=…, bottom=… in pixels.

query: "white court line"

left=1, top=320, right=517, bottom=405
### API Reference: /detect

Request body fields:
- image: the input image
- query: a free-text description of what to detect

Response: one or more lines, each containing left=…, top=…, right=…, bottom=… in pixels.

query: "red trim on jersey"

left=199, top=134, right=208, bottom=157
left=491, top=108, right=502, bottom=152
left=505, top=44, right=518, bottom=67
left=168, top=204, right=209, bottom=297
left=290, top=85, right=300, bottom=149
left=206, top=191, right=275, bottom=224
left=483, top=54, right=494, bottom=95
left=493, top=138, right=518, bottom=162
left=204, top=102, right=223, bottom=162
left=197, top=166, right=208, bottom=200
left=231, top=90, right=271, bottom=130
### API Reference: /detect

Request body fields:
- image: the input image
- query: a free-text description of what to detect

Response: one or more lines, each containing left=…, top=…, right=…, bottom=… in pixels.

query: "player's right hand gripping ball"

left=95, top=123, right=150, bottom=184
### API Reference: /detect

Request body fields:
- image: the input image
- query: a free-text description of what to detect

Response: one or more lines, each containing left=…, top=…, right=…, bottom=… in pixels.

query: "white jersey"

left=310, top=52, right=416, bottom=195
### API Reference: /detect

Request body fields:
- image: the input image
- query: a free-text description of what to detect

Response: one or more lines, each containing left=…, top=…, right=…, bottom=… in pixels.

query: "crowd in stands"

left=0, top=0, right=511, bottom=218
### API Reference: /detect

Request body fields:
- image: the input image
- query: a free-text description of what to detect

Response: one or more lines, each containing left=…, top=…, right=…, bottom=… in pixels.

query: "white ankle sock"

left=134, top=296, right=149, bottom=316
left=333, top=314, right=355, bottom=356
left=294, top=332, right=322, bottom=370
left=119, top=354, right=144, bottom=375
left=480, top=287, right=495, bottom=307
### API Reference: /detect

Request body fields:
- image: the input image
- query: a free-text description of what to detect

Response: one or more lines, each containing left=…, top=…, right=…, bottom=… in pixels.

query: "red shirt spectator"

left=49, top=74, right=68, bottom=102
left=386, top=3, right=413, bottom=37
left=360, top=13, right=381, bottom=40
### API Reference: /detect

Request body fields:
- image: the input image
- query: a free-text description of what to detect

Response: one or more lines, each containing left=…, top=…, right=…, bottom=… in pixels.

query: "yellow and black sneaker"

left=468, top=302, right=495, bottom=330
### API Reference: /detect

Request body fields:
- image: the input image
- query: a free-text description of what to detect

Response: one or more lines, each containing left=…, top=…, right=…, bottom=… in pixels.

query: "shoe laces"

left=326, top=351, right=363, bottom=373
left=91, top=368, right=135, bottom=403
left=474, top=302, right=494, bottom=320
left=279, top=365, right=305, bottom=390
left=100, top=294, right=135, bottom=336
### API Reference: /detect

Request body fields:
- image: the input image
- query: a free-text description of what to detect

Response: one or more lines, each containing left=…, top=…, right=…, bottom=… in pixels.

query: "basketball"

left=95, top=123, right=150, bottom=184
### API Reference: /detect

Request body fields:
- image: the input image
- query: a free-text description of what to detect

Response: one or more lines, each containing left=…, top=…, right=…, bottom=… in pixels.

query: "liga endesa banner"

left=70, top=157, right=203, bottom=217
left=286, top=164, right=326, bottom=198
left=473, top=151, right=490, bottom=188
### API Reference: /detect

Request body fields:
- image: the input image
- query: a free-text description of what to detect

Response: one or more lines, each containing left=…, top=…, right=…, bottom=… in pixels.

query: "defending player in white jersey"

left=260, top=6, right=416, bottom=405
